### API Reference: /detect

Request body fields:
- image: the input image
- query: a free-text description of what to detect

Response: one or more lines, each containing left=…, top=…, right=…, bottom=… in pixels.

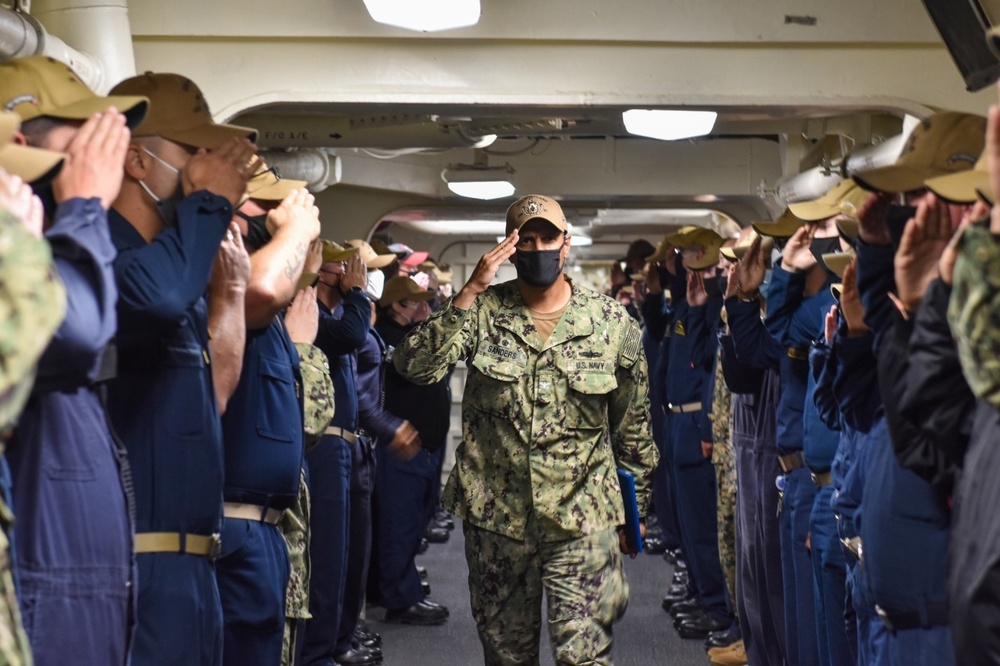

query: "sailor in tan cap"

left=0, top=55, right=141, bottom=665
left=104, top=70, right=263, bottom=666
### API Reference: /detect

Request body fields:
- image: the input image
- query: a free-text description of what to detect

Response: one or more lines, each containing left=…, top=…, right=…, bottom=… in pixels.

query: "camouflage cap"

left=0, top=111, right=64, bottom=185
left=853, top=111, right=985, bottom=194
left=0, top=56, right=148, bottom=129
left=505, top=194, right=567, bottom=235
left=380, top=276, right=435, bottom=305
left=110, top=72, right=256, bottom=149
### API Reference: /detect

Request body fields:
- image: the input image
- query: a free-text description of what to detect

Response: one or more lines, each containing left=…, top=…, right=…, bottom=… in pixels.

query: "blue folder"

left=616, top=469, right=643, bottom=554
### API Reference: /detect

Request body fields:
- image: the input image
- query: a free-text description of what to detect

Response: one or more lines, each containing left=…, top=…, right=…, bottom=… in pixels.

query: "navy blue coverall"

left=664, top=259, right=729, bottom=623
left=218, top=316, right=303, bottom=666
left=107, top=192, right=231, bottom=666
left=303, top=290, right=369, bottom=666
left=7, top=198, right=133, bottom=665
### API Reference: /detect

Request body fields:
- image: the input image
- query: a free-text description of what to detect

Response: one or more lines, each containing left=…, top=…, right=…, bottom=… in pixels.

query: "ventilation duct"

left=257, top=149, right=342, bottom=193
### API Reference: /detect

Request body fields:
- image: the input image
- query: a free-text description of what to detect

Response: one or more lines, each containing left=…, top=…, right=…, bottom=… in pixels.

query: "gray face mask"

left=138, top=146, right=184, bottom=226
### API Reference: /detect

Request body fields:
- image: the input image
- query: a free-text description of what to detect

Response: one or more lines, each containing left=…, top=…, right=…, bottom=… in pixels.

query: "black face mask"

left=809, top=237, right=843, bottom=269
left=656, top=265, right=671, bottom=287
left=704, top=274, right=723, bottom=299
left=33, top=184, right=58, bottom=222
left=238, top=211, right=272, bottom=250
left=715, top=274, right=729, bottom=297
left=514, top=245, right=564, bottom=288
left=885, top=204, right=917, bottom=249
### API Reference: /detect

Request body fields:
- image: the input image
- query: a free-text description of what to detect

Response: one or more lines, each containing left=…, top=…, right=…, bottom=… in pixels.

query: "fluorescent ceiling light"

left=448, top=180, right=515, bottom=200
left=443, top=164, right=515, bottom=200
left=622, top=109, right=718, bottom=141
left=363, top=0, right=480, bottom=32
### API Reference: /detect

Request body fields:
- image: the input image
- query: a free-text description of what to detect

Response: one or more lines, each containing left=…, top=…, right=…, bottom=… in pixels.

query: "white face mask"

left=137, top=146, right=181, bottom=203
left=364, top=269, right=384, bottom=301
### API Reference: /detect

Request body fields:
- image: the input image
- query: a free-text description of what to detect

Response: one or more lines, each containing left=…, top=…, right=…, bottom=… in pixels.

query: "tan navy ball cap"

left=320, top=239, right=359, bottom=264
left=505, top=194, right=567, bottom=235
left=380, top=276, right=435, bottom=305
left=343, top=239, right=397, bottom=269
left=788, top=179, right=870, bottom=223
left=720, top=231, right=775, bottom=262
left=820, top=250, right=854, bottom=279
left=752, top=209, right=804, bottom=239
left=245, top=158, right=308, bottom=201
left=924, top=151, right=989, bottom=204
left=0, top=111, right=64, bottom=185
left=853, top=111, right=985, bottom=194
left=110, top=72, right=256, bottom=149
left=683, top=228, right=724, bottom=270
left=0, top=56, right=148, bottom=129
left=646, top=235, right=674, bottom=263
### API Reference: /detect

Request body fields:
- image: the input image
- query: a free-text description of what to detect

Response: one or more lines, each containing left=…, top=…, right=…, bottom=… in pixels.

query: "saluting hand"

left=339, top=254, right=368, bottom=293
left=988, top=99, right=1000, bottom=235
left=686, top=270, right=707, bottom=307
left=266, top=188, right=321, bottom=241
left=183, top=137, right=259, bottom=206
left=645, top=262, right=662, bottom=295
left=0, top=167, right=43, bottom=238
left=734, top=234, right=766, bottom=295
left=453, top=230, right=519, bottom=309
left=284, top=286, right=319, bottom=345
left=782, top=224, right=817, bottom=273
left=210, top=221, right=251, bottom=293
left=53, top=109, right=131, bottom=209
left=894, top=194, right=950, bottom=311
left=856, top=191, right=893, bottom=246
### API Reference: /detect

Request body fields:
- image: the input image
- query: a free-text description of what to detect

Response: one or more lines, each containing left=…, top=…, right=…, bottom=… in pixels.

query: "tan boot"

left=709, top=639, right=746, bottom=666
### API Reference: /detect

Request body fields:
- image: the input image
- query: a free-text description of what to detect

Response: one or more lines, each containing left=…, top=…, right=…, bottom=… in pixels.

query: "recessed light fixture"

left=442, top=161, right=515, bottom=200
left=622, top=109, right=718, bottom=141
left=363, top=0, right=481, bottom=32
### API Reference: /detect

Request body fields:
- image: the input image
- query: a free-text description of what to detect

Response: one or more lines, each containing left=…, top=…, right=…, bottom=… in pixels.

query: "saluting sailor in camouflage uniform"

left=394, top=194, right=658, bottom=666
left=0, top=159, right=68, bottom=666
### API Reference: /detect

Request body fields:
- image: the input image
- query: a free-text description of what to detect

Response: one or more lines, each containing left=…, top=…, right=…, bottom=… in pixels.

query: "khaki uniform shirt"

left=394, top=278, right=658, bottom=542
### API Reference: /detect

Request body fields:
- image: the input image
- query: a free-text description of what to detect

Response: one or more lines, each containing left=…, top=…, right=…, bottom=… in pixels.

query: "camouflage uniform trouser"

left=0, top=501, right=30, bottom=666
left=714, top=437, right=737, bottom=617
left=463, top=520, right=628, bottom=666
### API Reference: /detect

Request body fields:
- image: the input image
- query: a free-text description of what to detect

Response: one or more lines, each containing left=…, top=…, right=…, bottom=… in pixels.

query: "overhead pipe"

left=842, top=115, right=920, bottom=182
left=0, top=0, right=135, bottom=95
left=239, top=113, right=497, bottom=150
left=258, top=149, right=343, bottom=193
left=774, top=166, right=843, bottom=205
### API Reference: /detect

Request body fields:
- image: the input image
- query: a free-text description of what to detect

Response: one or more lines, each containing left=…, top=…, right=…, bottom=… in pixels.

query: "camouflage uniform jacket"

left=0, top=209, right=59, bottom=666
left=394, top=278, right=658, bottom=542
left=949, top=222, right=1000, bottom=410
left=279, top=343, right=333, bottom=621
left=0, top=209, right=66, bottom=438
left=294, top=343, right=335, bottom=449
